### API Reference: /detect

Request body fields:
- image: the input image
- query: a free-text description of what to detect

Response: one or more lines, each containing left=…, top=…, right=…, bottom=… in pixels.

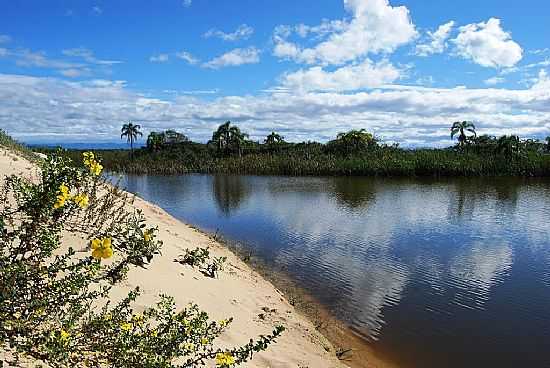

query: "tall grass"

left=41, top=144, right=550, bottom=177
left=0, top=129, right=40, bottom=163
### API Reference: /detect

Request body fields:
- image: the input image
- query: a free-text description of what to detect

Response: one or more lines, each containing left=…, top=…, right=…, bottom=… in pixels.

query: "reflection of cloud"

left=449, top=242, right=513, bottom=309
left=116, top=174, right=550, bottom=343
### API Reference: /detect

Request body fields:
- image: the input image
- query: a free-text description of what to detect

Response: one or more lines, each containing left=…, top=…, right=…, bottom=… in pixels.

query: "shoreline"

left=1, top=147, right=400, bottom=368
left=0, top=147, right=345, bottom=368
left=191, top=231, right=402, bottom=368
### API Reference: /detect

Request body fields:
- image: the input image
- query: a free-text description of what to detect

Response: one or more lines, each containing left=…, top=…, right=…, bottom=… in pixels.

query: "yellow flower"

left=143, top=230, right=152, bottom=242
left=53, top=183, right=70, bottom=209
left=215, top=352, right=236, bottom=367
left=182, top=342, right=195, bottom=352
left=200, top=337, right=209, bottom=345
left=91, top=237, right=113, bottom=260
left=218, top=319, right=229, bottom=328
left=120, top=322, right=132, bottom=332
left=90, top=161, right=103, bottom=176
left=83, top=151, right=103, bottom=176
left=72, top=193, right=89, bottom=208
left=59, top=329, right=70, bottom=342
left=131, top=313, right=144, bottom=325
left=83, top=152, right=95, bottom=166
left=150, top=330, right=158, bottom=337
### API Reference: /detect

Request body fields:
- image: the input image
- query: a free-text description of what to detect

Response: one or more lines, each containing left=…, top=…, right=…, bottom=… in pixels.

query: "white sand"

left=0, top=148, right=348, bottom=368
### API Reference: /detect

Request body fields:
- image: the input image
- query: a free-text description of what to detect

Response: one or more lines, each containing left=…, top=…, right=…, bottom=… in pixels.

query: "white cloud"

left=182, top=0, right=192, bottom=7
left=531, top=69, right=550, bottom=90
left=175, top=51, right=199, bottom=65
left=452, top=18, right=523, bottom=68
left=281, top=59, right=401, bottom=92
left=0, top=35, right=11, bottom=44
left=62, top=47, right=122, bottom=65
left=530, top=48, right=549, bottom=55
left=59, top=68, right=91, bottom=78
left=13, top=49, right=84, bottom=70
left=92, top=6, right=102, bottom=15
left=273, top=0, right=417, bottom=65
left=415, top=21, right=455, bottom=56
left=1, top=73, right=549, bottom=146
left=202, top=47, right=260, bottom=69
left=149, top=54, right=170, bottom=63
left=204, top=24, right=254, bottom=42
left=0, top=48, right=7, bottom=57
left=484, top=76, right=505, bottom=86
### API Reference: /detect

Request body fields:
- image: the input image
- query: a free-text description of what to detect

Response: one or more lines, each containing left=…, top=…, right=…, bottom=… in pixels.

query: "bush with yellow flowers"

left=0, top=151, right=283, bottom=367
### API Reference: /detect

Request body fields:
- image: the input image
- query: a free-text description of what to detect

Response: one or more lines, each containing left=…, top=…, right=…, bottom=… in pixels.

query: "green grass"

left=39, top=142, right=550, bottom=177
left=0, top=129, right=40, bottom=163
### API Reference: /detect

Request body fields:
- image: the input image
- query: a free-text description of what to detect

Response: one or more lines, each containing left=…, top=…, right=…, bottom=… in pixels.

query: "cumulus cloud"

left=202, top=47, right=260, bottom=69
left=149, top=54, right=170, bottom=63
left=281, top=59, right=401, bottom=91
left=273, top=0, right=417, bottom=65
left=1, top=73, right=549, bottom=146
left=415, top=21, right=455, bottom=56
left=203, top=24, right=254, bottom=42
left=452, top=18, right=523, bottom=68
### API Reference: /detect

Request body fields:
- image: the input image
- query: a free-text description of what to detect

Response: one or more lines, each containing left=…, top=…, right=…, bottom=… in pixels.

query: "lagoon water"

left=116, top=174, right=550, bottom=368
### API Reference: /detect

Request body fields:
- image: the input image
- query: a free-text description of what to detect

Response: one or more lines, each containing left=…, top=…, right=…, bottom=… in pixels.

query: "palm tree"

left=451, top=121, right=476, bottom=148
left=146, top=131, right=165, bottom=152
left=121, top=122, right=143, bottom=156
left=265, top=132, right=285, bottom=146
left=228, top=125, right=249, bottom=157
left=210, top=121, right=249, bottom=156
left=211, top=121, right=232, bottom=152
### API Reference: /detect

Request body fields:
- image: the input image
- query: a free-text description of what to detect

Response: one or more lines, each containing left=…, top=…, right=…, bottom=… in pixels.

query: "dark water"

left=115, top=174, right=550, bottom=368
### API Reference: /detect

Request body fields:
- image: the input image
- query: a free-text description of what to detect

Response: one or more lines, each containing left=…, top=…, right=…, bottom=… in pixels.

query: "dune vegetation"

left=0, top=131, right=284, bottom=367
left=40, top=122, right=550, bottom=177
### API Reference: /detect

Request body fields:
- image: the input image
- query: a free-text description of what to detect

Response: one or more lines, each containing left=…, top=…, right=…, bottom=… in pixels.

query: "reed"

left=40, top=143, right=550, bottom=177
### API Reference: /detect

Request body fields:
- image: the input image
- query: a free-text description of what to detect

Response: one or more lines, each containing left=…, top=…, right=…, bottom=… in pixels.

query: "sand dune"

left=0, top=147, right=346, bottom=368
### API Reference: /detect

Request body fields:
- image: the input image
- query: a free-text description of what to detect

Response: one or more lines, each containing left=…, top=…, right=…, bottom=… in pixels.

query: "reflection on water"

left=212, top=175, right=251, bottom=216
left=116, top=174, right=550, bottom=368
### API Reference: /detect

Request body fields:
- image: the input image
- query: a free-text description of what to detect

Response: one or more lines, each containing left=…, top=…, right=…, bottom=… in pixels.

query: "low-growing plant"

left=176, top=247, right=227, bottom=279
left=0, top=150, right=283, bottom=367
left=178, top=247, right=211, bottom=268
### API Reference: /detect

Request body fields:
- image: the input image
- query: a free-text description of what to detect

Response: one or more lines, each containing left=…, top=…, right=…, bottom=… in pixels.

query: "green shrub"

left=0, top=151, right=283, bottom=367
left=177, top=247, right=227, bottom=279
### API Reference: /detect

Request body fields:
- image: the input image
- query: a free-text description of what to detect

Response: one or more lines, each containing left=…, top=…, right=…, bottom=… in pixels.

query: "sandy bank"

left=0, top=147, right=349, bottom=368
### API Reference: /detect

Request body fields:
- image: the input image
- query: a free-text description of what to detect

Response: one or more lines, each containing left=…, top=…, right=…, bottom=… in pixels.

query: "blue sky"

left=0, top=0, right=549, bottom=146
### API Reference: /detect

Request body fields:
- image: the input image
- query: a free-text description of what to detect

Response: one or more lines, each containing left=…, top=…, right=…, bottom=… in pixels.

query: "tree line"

left=120, top=120, right=550, bottom=159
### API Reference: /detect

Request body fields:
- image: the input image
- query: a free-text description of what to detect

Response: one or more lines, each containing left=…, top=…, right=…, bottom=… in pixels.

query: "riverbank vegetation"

left=32, top=122, right=550, bottom=176
left=0, top=139, right=283, bottom=367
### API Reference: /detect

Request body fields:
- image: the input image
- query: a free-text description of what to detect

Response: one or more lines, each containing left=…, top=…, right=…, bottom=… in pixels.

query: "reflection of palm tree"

left=212, top=175, right=250, bottom=216
left=330, top=177, right=376, bottom=210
